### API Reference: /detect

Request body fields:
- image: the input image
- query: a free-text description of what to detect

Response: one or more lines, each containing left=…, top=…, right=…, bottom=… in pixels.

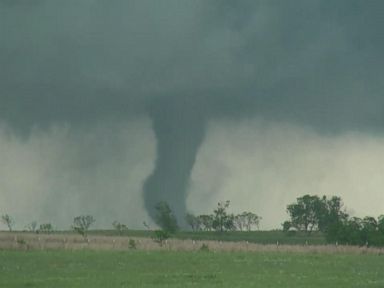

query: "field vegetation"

left=87, top=229, right=326, bottom=246
left=1, top=192, right=383, bottom=287
left=1, top=250, right=383, bottom=287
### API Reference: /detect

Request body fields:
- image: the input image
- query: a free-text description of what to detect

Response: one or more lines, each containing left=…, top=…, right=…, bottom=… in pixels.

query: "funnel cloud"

left=1, top=1, right=384, bottom=228
left=144, top=98, right=206, bottom=223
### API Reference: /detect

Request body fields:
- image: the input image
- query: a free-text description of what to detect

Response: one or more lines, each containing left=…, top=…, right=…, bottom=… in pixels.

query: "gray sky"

left=0, top=1, right=383, bottom=229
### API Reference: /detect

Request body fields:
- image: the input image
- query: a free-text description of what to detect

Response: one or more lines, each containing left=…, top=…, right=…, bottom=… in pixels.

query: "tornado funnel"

left=143, top=99, right=206, bottom=226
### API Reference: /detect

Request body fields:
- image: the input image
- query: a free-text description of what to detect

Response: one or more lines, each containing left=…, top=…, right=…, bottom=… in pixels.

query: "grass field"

left=0, top=250, right=383, bottom=287
left=0, top=231, right=382, bottom=287
left=0, top=232, right=376, bottom=254
left=89, top=229, right=326, bottom=245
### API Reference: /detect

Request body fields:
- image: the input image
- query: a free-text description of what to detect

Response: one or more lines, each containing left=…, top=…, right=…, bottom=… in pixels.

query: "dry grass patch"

left=1, top=232, right=383, bottom=255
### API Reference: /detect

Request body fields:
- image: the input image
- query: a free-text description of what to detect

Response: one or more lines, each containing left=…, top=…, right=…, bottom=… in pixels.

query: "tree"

left=26, top=221, right=38, bottom=232
left=198, top=214, right=214, bottom=231
left=375, top=215, right=384, bottom=246
left=378, top=215, right=384, bottom=233
left=112, top=221, right=128, bottom=235
left=185, top=213, right=202, bottom=231
left=152, top=202, right=177, bottom=246
left=337, top=217, right=364, bottom=245
left=286, top=194, right=351, bottom=237
left=362, top=216, right=378, bottom=231
left=38, top=223, right=54, bottom=234
left=286, top=195, right=384, bottom=246
left=361, top=216, right=379, bottom=245
left=234, top=212, right=261, bottom=231
left=329, top=215, right=384, bottom=247
left=212, top=201, right=234, bottom=232
left=72, top=215, right=95, bottom=239
left=153, top=230, right=170, bottom=246
left=154, top=202, right=178, bottom=234
left=234, top=214, right=246, bottom=231
left=1, top=214, right=14, bottom=231
left=225, top=214, right=236, bottom=231
left=286, top=195, right=322, bottom=234
left=318, top=196, right=348, bottom=233
left=241, top=212, right=262, bottom=231
left=143, top=221, right=151, bottom=230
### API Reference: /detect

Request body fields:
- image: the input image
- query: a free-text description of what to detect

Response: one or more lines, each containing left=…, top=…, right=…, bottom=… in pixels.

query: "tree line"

left=150, top=200, right=261, bottom=245
left=151, top=200, right=261, bottom=234
left=284, top=194, right=384, bottom=247
left=2, top=194, right=384, bottom=247
left=1, top=213, right=96, bottom=239
left=185, top=201, right=261, bottom=232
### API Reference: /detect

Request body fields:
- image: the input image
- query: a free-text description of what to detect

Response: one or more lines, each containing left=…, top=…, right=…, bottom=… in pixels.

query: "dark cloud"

left=1, top=0, right=383, bottom=126
left=1, top=0, right=383, bottom=224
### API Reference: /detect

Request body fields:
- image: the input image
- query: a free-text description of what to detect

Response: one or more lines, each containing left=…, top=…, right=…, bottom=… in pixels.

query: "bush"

left=199, top=243, right=209, bottom=252
left=153, top=230, right=170, bottom=246
left=17, top=238, right=27, bottom=245
left=128, top=239, right=137, bottom=250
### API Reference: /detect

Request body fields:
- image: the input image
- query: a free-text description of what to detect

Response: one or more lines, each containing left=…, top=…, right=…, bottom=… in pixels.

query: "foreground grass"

left=0, top=250, right=383, bottom=287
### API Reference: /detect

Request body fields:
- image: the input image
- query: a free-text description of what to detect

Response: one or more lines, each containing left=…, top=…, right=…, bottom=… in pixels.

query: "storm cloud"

left=1, top=0, right=383, bottom=228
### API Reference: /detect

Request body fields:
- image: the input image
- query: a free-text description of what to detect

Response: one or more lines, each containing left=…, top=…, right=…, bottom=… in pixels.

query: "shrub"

left=199, top=243, right=209, bottom=252
left=128, top=239, right=137, bottom=250
left=153, top=229, right=169, bottom=246
left=17, top=238, right=27, bottom=245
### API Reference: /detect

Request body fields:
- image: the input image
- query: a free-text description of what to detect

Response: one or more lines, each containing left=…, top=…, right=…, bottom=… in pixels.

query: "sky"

left=0, top=0, right=383, bottom=230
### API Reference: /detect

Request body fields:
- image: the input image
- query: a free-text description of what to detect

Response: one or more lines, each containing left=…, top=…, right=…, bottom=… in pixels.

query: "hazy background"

left=1, top=0, right=383, bottom=230
left=1, top=118, right=384, bottom=229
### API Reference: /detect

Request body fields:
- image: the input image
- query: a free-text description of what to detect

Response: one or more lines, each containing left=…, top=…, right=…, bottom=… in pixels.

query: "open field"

left=1, top=232, right=383, bottom=287
left=0, top=232, right=382, bottom=254
left=4, top=229, right=326, bottom=245
left=0, top=230, right=327, bottom=253
left=89, top=229, right=326, bottom=245
left=1, top=250, right=384, bottom=288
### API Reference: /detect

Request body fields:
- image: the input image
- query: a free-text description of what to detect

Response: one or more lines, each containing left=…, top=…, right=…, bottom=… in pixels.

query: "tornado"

left=143, top=99, right=206, bottom=226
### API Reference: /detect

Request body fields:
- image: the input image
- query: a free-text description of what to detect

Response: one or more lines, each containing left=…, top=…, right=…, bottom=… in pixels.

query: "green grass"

left=0, top=250, right=383, bottom=287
